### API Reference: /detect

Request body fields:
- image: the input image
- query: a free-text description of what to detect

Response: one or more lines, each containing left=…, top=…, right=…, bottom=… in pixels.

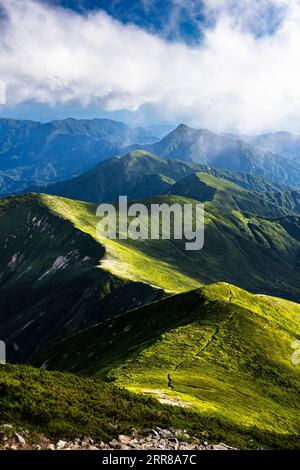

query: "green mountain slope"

left=38, top=190, right=300, bottom=301
left=26, top=150, right=196, bottom=203
left=3, top=182, right=300, bottom=363
left=0, top=363, right=209, bottom=445
left=39, top=193, right=202, bottom=292
left=170, top=172, right=291, bottom=217
left=25, top=150, right=288, bottom=203
left=33, top=283, right=300, bottom=448
left=0, top=194, right=164, bottom=363
left=1, top=361, right=297, bottom=449
left=260, top=190, right=300, bottom=215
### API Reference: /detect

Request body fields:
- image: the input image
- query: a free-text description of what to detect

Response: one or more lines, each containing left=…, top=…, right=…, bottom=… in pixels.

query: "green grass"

left=1, top=190, right=300, bottom=449
left=42, top=190, right=300, bottom=301
left=0, top=194, right=164, bottom=363
left=0, top=362, right=299, bottom=449
left=42, top=193, right=202, bottom=292
left=2, top=189, right=300, bottom=366
left=34, top=283, right=300, bottom=448
left=0, top=363, right=212, bottom=443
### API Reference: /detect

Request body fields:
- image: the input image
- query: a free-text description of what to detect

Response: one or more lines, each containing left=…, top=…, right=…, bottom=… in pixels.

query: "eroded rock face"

left=0, top=425, right=238, bottom=451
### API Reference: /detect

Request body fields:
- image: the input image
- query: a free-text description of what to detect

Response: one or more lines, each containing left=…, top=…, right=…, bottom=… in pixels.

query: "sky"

left=0, top=0, right=300, bottom=133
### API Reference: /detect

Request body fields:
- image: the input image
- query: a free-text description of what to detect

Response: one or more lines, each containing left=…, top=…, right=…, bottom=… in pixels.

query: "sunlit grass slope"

left=41, top=185, right=300, bottom=301
left=35, top=283, right=300, bottom=447
left=0, top=363, right=216, bottom=444
left=42, top=194, right=201, bottom=292
left=2, top=361, right=298, bottom=449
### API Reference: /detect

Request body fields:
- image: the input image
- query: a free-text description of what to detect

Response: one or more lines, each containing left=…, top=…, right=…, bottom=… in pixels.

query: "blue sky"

left=1, top=0, right=300, bottom=133
left=1, top=0, right=207, bottom=125
left=45, top=0, right=286, bottom=42
left=47, top=0, right=205, bottom=44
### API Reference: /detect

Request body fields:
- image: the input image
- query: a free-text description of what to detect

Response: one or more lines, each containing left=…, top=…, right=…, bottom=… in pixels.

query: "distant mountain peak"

left=175, top=123, right=191, bottom=131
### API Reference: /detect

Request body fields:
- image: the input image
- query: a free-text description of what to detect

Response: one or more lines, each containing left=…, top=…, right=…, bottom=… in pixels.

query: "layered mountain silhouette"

left=138, top=124, right=300, bottom=187
left=0, top=118, right=158, bottom=194
left=1, top=118, right=300, bottom=449
left=3, top=118, right=300, bottom=195
left=25, top=150, right=289, bottom=203
left=248, top=131, right=300, bottom=160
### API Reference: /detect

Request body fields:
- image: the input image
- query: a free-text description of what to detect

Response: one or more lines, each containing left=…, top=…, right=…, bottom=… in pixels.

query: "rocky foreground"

left=0, top=425, right=237, bottom=451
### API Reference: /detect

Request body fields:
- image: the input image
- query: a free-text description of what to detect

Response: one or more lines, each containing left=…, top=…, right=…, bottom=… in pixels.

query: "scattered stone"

left=211, top=444, right=231, bottom=450
left=0, top=426, right=238, bottom=451
left=14, top=433, right=25, bottom=445
left=118, top=435, right=131, bottom=445
left=109, top=439, right=122, bottom=449
left=56, top=440, right=68, bottom=449
left=218, top=442, right=238, bottom=450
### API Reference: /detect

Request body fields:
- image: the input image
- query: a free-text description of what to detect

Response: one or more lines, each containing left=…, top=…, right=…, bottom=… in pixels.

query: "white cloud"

left=1, top=0, right=300, bottom=132
left=0, top=80, right=6, bottom=104
left=202, top=0, right=289, bottom=34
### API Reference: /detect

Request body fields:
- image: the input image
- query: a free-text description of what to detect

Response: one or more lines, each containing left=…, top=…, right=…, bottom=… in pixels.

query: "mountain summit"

left=139, top=125, right=300, bottom=187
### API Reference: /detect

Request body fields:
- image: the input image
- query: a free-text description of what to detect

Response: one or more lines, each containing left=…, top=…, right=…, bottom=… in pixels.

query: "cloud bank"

left=1, top=0, right=300, bottom=132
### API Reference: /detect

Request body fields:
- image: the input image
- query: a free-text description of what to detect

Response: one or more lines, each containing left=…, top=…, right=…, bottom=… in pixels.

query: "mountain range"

left=138, top=124, right=300, bottom=187
left=2, top=118, right=300, bottom=196
left=0, top=118, right=158, bottom=194
left=247, top=131, right=300, bottom=160
left=25, top=149, right=290, bottom=203
left=3, top=172, right=300, bottom=366
left=1, top=117, right=300, bottom=449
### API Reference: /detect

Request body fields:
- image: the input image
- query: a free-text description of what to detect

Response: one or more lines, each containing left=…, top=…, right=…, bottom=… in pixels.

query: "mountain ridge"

left=0, top=118, right=159, bottom=195
left=2, top=186, right=300, bottom=366
left=31, top=282, right=300, bottom=447
left=137, top=124, right=300, bottom=187
left=24, top=150, right=291, bottom=203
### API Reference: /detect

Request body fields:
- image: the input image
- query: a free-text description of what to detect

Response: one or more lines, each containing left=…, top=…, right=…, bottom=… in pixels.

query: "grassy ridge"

left=42, top=186, right=300, bottom=300
left=33, top=283, right=300, bottom=447
left=2, top=187, right=300, bottom=364
left=25, top=150, right=290, bottom=203
left=0, top=363, right=299, bottom=449
left=0, top=195, right=164, bottom=363
left=42, top=193, right=202, bottom=292
left=0, top=184, right=300, bottom=449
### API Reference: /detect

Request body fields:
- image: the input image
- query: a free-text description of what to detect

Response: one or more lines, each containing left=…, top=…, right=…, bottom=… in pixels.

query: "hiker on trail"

left=167, top=373, right=174, bottom=389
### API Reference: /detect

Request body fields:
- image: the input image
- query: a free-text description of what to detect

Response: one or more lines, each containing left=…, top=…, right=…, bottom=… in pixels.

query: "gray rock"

left=218, top=442, right=238, bottom=450
left=118, top=434, right=131, bottom=445
left=109, top=439, right=122, bottom=449
left=14, top=432, right=25, bottom=445
left=212, top=445, right=225, bottom=450
left=56, top=440, right=68, bottom=449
